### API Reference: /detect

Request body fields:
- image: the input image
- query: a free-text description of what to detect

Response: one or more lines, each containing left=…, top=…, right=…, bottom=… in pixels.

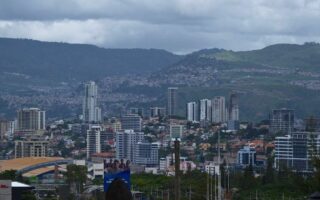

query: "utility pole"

left=209, top=169, right=212, bottom=200
left=214, top=174, right=217, bottom=200
left=207, top=170, right=211, bottom=200
left=189, top=185, right=191, bottom=200
left=174, top=139, right=181, bottom=200
left=218, top=131, right=222, bottom=200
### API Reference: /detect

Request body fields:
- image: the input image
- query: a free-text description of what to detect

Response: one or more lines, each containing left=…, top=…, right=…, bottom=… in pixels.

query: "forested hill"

left=0, top=38, right=183, bottom=82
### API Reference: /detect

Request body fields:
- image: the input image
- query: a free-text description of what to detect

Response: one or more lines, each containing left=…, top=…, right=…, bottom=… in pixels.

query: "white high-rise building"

left=83, top=81, right=101, bottom=122
left=211, top=96, right=227, bottom=123
left=86, top=125, right=104, bottom=159
left=116, top=130, right=144, bottom=162
left=186, top=102, right=199, bottom=122
left=199, top=99, right=211, bottom=122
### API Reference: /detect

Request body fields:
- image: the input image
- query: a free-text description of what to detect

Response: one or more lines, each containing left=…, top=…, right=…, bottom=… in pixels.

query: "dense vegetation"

left=131, top=158, right=320, bottom=200
left=0, top=38, right=182, bottom=82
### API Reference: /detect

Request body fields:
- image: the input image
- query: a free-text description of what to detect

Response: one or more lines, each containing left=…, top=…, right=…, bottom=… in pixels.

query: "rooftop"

left=0, top=157, right=65, bottom=172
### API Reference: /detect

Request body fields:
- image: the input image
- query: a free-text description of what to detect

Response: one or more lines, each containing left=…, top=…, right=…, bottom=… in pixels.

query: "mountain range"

left=0, top=38, right=320, bottom=121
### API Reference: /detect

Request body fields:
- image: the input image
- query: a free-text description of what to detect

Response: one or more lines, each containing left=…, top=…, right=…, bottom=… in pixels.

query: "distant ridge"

left=0, top=37, right=183, bottom=82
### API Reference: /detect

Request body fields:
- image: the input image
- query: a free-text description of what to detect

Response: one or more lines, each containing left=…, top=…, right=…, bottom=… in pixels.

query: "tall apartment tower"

left=86, top=125, right=106, bottom=159
left=186, top=102, right=199, bottom=122
left=211, top=96, right=227, bottom=123
left=116, top=130, right=144, bottom=162
left=167, top=87, right=178, bottom=117
left=228, top=93, right=239, bottom=121
left=270, top=109, right=294, bottom=134
left=199, top=99, right=211, bottom=122
left=83, top=81, right=102, bottom=123
left=17, top=108, right=46, bottom=131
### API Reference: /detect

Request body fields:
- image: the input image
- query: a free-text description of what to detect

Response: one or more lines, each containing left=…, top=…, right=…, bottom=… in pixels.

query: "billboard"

left=104, top=159, right=131, bottom=192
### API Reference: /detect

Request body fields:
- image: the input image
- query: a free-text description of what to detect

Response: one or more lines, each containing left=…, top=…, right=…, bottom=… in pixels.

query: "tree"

left=263, top=156, right=275, bottom=184
left=241, top=165, right=255, bottom=189
left=66, top=164, right=87, bottom=194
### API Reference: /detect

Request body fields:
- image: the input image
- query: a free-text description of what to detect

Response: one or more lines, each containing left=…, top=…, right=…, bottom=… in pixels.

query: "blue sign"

left=104, top=170, right=131, bottom=192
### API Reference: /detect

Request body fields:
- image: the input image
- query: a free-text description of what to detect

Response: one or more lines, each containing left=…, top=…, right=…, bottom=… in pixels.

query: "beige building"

left=17, top=108, right=46, bottom=131
left=15, top=140, right=48, bottom=158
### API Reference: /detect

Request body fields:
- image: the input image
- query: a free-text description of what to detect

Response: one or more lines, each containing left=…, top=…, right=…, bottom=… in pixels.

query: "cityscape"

left=0, top=80, right=320, bottom=199
left=1, top=1, right=320, bottom=200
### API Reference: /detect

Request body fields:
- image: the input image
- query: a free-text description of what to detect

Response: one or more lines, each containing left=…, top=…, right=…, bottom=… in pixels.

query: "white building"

left=211, top=96, right=227, bottom=123
left=205, top=162, right=220, bottom=175
left=83, top=81, right=101, bottom=123
left=274, top=132, right=320, bottom=173
left=199, top=99, right=211, bottom=122
left=186, top=102, right=199, bottom=122
left=116, top=130, right=144, bottom=162
left=86, top=125, right=104, bottom=159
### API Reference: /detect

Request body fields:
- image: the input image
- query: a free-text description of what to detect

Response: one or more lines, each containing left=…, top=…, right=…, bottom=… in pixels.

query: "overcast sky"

left=0, top=0, right=319, bottom=53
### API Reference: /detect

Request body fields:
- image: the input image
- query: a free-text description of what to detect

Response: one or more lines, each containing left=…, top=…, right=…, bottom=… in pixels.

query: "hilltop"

left=1, top=38, right=320, bottom=120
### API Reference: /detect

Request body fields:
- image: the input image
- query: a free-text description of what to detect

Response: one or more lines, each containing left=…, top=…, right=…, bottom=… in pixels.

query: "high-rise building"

left=167, top=87, right=178, bottom=117
left=86, top=125, right=106, bottom=159
left=228, top=93, right=239, bottom=121
left=121, top=114, right=142, bottom=132
left=270, top=109, right=294, bottom=134
left=199, top=99, right=211, bottom=122
left=134, top=142, right=159, bottom=167
left=17, top=108, right=46, bottom=131
left=83, top=81, right=101, bottom=123
left=15, top=139, right=48, bottom=158
left=275, top=132, right=320, bottom=173
left=186, top=102, right=199, bottom=122
left=211, top=96, right=227, bottom=123
left=116, top=130, right=144, bottom=162
left=150, top=107, right=166, bottom=118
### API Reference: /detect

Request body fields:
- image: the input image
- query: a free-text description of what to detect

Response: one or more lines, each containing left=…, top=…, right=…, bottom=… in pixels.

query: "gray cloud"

left=0, top=0, right=320, bottom=53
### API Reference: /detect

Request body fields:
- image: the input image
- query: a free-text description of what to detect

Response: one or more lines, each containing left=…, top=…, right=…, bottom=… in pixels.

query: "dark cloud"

left=0, top=0, right=320, bottom=53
